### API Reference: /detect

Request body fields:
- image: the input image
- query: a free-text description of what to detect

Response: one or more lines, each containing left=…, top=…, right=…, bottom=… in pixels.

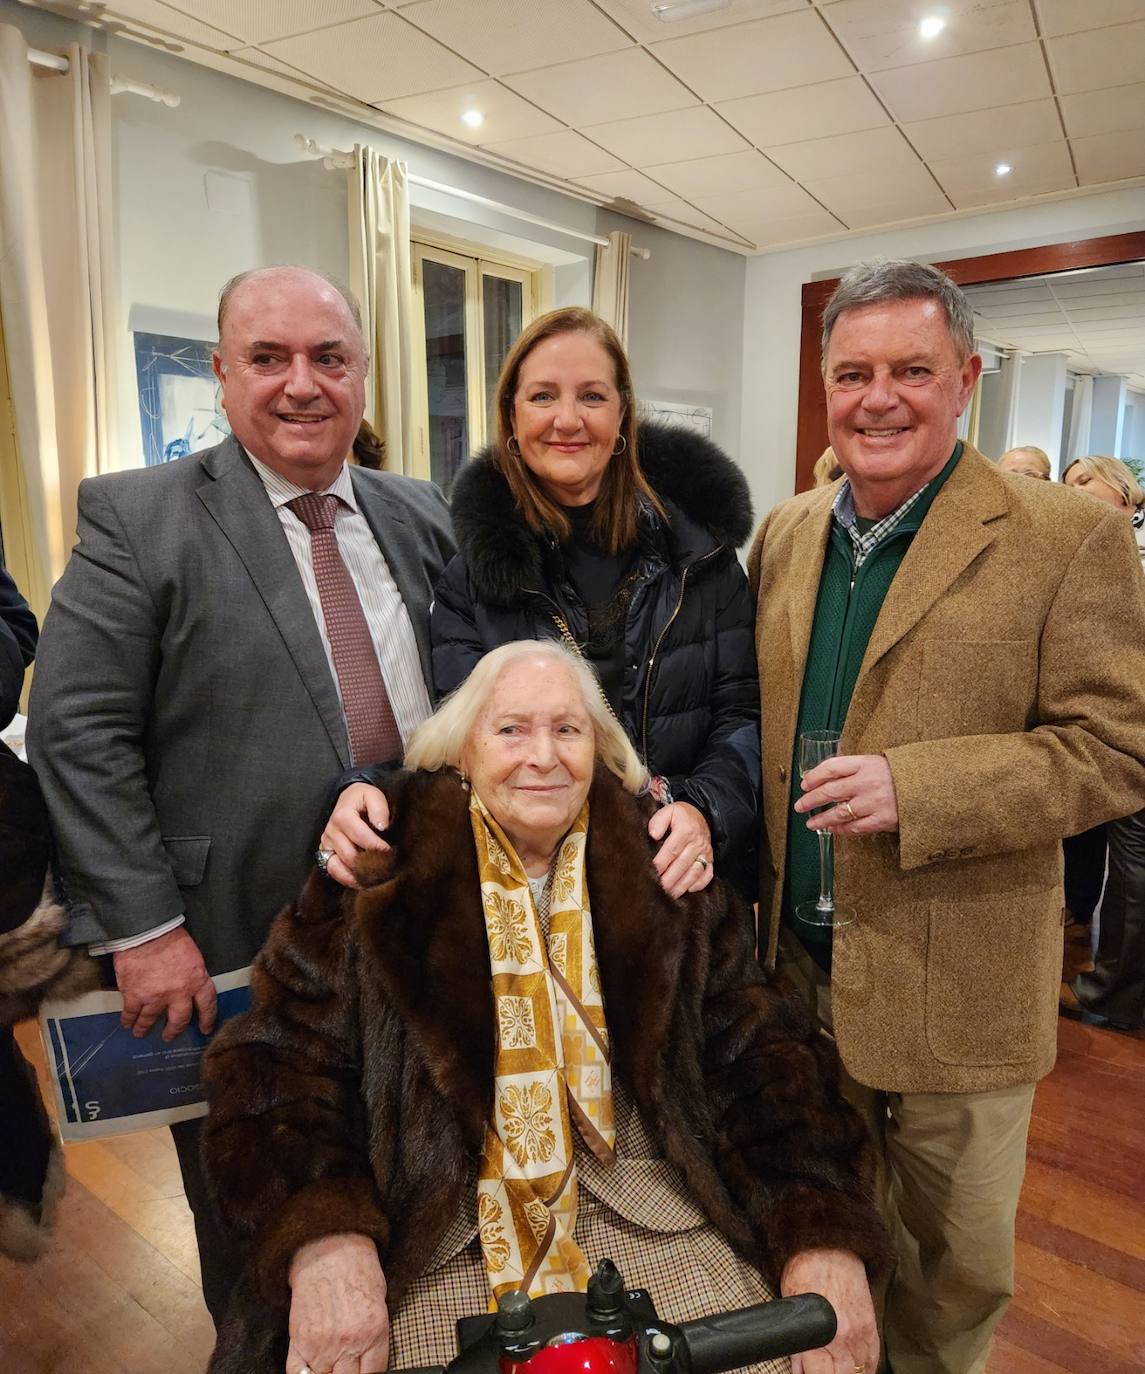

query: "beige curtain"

left=0, top=25, right=116, bottom=613
left=592, top=230, right=632, bottom=349
left=348, top=146, right=415, bottom=476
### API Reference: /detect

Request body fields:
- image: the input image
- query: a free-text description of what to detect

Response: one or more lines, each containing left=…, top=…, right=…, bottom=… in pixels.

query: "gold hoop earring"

left=612, top=435, right=627, bottom=456
left=507, top=435, right=521, bottom=456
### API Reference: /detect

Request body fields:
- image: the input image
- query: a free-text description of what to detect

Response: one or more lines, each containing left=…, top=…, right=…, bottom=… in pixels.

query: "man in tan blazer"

left=749, top=260, right=1145, bottom=1374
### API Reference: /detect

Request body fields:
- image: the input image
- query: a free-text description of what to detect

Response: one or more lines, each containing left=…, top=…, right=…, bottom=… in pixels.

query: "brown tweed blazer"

left=748, top=445, right=1145, bottom=1094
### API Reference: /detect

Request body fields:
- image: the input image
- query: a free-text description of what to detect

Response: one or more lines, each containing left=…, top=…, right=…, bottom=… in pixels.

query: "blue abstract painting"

left=134, top=331, right=230, bottom=466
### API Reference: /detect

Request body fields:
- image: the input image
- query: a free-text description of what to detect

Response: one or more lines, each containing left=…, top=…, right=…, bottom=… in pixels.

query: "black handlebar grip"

left=679, top=1294, right=837, bottom=1372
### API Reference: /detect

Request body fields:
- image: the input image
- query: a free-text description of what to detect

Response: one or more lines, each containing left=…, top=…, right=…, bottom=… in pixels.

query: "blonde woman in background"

left=997, top=445, right=1050, bottom=480
left=1062, top=454, right=1145, bottom=563
left=811, top=446, right=842, bottom=487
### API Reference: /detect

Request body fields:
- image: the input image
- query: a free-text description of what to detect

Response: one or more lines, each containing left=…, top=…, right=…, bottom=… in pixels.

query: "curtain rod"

left=295, top=135, right=651, bottom=260
left=28, top=46, right=181, bottom=105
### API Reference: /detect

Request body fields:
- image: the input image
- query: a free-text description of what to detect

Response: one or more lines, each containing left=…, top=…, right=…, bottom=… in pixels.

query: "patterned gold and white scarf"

left=470, top=790, right=615, bottom=1301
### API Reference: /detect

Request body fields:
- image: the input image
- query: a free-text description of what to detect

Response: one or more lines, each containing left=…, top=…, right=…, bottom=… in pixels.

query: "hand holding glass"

left=796, top=731, right=856, bottom=929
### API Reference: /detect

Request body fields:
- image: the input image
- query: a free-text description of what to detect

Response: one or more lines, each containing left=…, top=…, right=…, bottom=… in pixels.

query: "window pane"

left=483, top=275, right=524, bottom=432
left=422, top=259, right=469, bottom=493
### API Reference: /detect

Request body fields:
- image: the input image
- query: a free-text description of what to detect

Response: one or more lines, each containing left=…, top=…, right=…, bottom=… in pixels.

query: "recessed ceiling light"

left=919, top=15, right=946, bottom=39
left=461, top=109, right=484, bottom=129
left=995, top=162, right=1013, bottom=177
left=652, top=0, right=731, bottom=22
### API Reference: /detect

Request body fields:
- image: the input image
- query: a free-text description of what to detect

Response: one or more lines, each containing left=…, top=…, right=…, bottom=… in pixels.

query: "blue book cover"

left=39, top=967, right=251, bottom=1141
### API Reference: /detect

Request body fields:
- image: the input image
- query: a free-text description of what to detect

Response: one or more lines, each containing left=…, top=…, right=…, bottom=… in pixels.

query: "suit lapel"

left=196, top=439, right=350, bottom=766
left=351, top=469, right=434, bottom=689
left=857, top=448, right=1008, bottom=682
left=785, top=497, right=834, bottom=674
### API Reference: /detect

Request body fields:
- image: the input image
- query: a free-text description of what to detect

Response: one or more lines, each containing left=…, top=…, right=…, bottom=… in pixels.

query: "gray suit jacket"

left=28, top=438, right=455, bottom=973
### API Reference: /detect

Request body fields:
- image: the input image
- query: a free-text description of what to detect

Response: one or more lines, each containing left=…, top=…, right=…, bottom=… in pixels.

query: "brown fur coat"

left=202, top=769, right=889, bottom=1371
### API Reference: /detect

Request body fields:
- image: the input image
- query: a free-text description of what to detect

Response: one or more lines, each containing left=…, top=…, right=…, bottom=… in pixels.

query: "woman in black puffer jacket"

left=323, top=308, right=760, bottom=898
left=433, top=308, right=760, bottom=898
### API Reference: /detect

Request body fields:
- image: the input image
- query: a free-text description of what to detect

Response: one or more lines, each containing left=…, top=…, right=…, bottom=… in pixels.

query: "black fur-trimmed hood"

left=448, top=421, right=753, bottom=608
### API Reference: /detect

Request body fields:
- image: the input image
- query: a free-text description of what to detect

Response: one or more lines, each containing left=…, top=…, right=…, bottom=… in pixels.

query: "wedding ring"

left=853, top=1365, right=866, bottom=1373
left=694, top=855, right=710, bottom=870
left=299, top=1366, right=312, bottom=1374
left=315, top=848, right=335, bottom=874
left=839, top=800, right=857, bottom=822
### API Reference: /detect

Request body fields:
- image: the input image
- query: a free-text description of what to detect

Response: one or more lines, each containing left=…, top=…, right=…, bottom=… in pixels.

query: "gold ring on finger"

left=694, top=855, right=710, bottom=870
left=839, top=800, right=857, bottom=822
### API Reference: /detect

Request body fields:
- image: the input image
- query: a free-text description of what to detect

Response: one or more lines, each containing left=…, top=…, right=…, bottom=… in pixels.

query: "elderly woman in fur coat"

left=320, top=306, right=760, bottom=902
left=202, top=641, right=889, bottom=1374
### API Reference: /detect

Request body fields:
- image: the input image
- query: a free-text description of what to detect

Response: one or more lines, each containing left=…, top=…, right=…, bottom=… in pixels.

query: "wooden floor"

left=3, top=1002, right=1143, bottom=1373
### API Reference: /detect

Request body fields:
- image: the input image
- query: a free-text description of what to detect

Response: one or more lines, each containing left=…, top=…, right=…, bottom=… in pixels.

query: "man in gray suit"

left=28, top=266, right=455, bottom=1322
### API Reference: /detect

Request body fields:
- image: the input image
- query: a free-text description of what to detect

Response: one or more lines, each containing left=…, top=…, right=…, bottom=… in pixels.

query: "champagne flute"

left=795, top=730, right=856, bottom=929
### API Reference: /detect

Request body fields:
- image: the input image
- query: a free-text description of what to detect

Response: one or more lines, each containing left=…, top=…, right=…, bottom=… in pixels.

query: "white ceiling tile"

left=105, top=0, right=242, bottom=47
left=802, top=159, right=947, bottom=213
left=870, top=43, right=1050, bottom=121
left=1071, top=130, right=1145, bottom=184
left=765, top=125, right=923, bottom=180
left=264, top=12, right=483, bottom=102
left=1046, top=23, right=1145, bottom=94
left=377, top=81, right=562, bottom=145
left=822, top=0, right=1034, bottom=72
left=715, top=76, right=890, bottom=146
left=402, top=0, right=630, bottom=76
left=902, top=100, right=1062, bottom=161
left=745, top=209, right=848, bottom=245
left=693, top=181, right=824, bottom=219
left=650, top=10, right=854, bottom=102
left=584, top=107, right=749, bottom=166
left=231, top=45, right=333, bottom=81
left=1060, top=83, right=1145, bottom=138
left=575, top=168, right=679, bottom=206
left=591, top=0, right=807, bottom=45
left=504, top=49, right=697, bottom=125
left=648, top=198, right=745, bottom=238
left=1035, top=0, right=1145, bottom=38
left=166, top=0, right=379, bottom=46
left=930, top=141, right=1075, bottom=202
left=1068, top=301, right=1145, bottom=321
left=643, top=150, right=789, bottom=197
left=944, top=175, right=1079, bottom=210
left=840, top=192, right=960, bottom=228
left=481, top=130, right=626, bottom=178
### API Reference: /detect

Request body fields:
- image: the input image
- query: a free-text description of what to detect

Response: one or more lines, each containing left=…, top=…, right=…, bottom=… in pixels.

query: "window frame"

left=410, top=233, right=548, bottom=484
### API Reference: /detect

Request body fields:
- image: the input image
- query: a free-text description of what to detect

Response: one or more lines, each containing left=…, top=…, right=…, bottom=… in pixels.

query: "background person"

left=812, top=446, right=843, bottom=487
left=1060, top=453, right=1145, bottom=1035
left=202, top=641, right=888, bottom=1374
left=1, top=565, right=97, bottom=1261
left=27, top=266, right=455, bottom=1324
left=324, top=307, right=760, bottom=902
left=749, top=259, right=1145, bottom=1374
left=1062, top=454, right=1145, bottom=562
left=996, top=445, right=1050, bottom=480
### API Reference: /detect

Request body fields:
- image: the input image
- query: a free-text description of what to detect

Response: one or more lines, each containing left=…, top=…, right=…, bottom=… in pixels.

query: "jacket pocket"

left=161, top=835, right=211, bottom=888
left=925, top=887, right=1058, bottom=1067
left=917, top=639, right=1035, bottom=739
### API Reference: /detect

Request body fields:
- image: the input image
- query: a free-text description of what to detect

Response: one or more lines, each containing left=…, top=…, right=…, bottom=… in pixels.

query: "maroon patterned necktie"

left=287, top=492, right=402, bottom=765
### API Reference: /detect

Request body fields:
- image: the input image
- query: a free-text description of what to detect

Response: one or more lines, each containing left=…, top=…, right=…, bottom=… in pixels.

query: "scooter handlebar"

left=679, top=1293, right=837, bottom=1373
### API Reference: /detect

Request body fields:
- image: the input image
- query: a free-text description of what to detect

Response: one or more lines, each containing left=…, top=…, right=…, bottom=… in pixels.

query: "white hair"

left=405, top=640, right=648, bottom=793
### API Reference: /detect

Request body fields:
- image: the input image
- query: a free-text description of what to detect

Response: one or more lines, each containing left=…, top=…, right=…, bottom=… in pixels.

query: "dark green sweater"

left=784, top=446, right=962, bottom=967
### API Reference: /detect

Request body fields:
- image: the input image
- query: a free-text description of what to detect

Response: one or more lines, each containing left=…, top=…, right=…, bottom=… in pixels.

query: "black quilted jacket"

left=432, top=422, right=761, bottom=890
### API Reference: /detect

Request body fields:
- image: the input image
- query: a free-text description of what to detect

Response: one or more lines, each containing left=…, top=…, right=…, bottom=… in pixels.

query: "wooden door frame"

left=795, top=230, right=1145, bottom=493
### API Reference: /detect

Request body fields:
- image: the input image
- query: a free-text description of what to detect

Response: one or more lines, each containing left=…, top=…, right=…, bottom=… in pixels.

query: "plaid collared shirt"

left=832, top=476, right=931, bottom=570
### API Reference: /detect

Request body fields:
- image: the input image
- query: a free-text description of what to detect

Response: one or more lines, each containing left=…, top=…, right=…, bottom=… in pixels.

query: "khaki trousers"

left=778, top=934, right=1035, bottom=1374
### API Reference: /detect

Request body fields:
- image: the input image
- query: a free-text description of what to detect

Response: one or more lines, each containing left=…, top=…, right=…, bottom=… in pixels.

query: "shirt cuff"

left=89, top=914, right=186, bottom=955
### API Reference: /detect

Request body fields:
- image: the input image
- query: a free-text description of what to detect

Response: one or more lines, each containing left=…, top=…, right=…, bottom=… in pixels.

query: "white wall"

left=1013, top=354, right=1070, bottom=473
left=740, top=185, right=1145, bottom=520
